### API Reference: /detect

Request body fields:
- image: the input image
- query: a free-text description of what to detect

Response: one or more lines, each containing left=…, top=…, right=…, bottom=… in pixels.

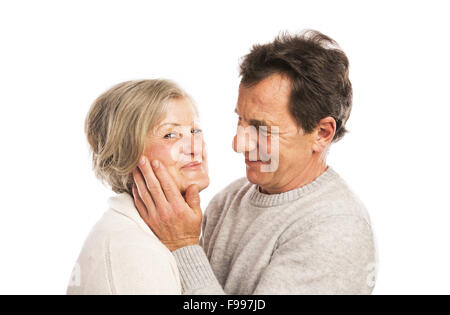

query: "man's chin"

left=246, top=168, right=272, bottom=188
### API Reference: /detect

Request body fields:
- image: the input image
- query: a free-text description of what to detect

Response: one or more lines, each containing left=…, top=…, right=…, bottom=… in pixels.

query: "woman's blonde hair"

left=85, top=79, right=189, bottom=194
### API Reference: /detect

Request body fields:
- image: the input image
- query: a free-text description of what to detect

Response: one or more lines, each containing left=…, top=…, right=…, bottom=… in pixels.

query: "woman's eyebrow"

left=158, top=123, right=182, bottom=127
left=155, top=123, right=181, bottom=133
left=156, top=122, right=200, bottom=132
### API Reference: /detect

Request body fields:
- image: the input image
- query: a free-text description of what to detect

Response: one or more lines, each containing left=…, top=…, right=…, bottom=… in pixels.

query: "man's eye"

left=258, top=126, right=270, bottom=134
left=164, top=132, right=178, bottom=139
left=191, top=128, right=203, bottom=134
left=258, top=126, right=278, bottom=136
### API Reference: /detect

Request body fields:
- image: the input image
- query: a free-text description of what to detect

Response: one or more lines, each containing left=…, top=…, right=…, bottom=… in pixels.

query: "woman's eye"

left=164, top=132, right=178, bottom=139
left=191, top=128, right=203, bottom=134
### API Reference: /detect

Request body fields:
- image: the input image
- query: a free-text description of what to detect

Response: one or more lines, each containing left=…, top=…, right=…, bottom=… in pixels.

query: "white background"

left=1, top=0, right=449, bottom=295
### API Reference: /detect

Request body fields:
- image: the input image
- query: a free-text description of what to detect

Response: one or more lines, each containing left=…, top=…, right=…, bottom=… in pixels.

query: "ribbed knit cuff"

left=172, top=245, right=217, bottom=291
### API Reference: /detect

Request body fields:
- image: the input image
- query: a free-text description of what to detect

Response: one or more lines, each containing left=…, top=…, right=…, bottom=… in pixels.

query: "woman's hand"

left=132, top=156, right=202, bottom=252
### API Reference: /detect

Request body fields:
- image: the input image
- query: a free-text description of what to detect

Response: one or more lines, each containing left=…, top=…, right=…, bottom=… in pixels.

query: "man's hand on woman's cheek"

left=131, top=156, right=202, bottom=251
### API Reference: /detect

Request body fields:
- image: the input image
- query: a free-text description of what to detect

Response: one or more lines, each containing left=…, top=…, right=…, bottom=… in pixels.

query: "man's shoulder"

left=277, top=167, right=373, bottom=240
left=322, top=168, right=372, bottom=223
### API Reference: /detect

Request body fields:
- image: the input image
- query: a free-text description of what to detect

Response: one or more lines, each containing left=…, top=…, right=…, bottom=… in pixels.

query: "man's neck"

left=260, top=161, right=328, bottom=195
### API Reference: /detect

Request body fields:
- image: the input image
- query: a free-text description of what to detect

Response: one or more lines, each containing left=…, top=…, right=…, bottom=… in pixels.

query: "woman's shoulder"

left=69, top=209, right=180, bottom=294
left=87, top=209, right=169, bottom=254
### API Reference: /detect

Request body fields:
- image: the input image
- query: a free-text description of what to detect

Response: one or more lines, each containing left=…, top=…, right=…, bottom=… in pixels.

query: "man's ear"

left=311, top=116, right=336, bottom=153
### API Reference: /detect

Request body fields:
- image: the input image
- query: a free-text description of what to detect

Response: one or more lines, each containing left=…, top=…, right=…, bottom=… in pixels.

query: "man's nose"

left=232, top=131, right=257, bottom=153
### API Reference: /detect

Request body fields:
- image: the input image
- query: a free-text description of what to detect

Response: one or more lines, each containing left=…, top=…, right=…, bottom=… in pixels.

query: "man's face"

left=233, top=73, right=316, bottom=194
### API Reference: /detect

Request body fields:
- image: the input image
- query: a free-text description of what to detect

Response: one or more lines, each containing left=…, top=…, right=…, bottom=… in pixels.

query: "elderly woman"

left=67, top=80, right=209, bottom=295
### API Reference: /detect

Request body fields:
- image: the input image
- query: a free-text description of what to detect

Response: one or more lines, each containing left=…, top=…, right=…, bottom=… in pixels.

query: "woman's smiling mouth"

left=181, top=161, right=202, bottom=170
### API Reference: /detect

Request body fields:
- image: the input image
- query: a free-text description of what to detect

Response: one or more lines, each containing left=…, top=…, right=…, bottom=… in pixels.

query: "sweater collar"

left=248, top=166, right=339, bottom=207
left=107, top=192, right=158, bottom=239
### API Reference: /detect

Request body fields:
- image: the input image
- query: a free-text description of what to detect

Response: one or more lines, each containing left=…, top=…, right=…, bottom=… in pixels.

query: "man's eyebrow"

left=249, top=119, right=271, bottom=127
left=235, top=108, right=272, bottom=126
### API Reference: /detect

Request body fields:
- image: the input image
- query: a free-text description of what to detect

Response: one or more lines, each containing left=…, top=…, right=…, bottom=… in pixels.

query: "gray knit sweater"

left=173, top=166, right=377, bottom=295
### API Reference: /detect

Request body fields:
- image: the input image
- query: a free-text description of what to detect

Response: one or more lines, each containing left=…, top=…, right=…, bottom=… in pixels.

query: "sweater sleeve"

left=253, top=215, right=377, bottom=295
left=172, top=245, right=225, bottom=294
left=107, top=230, right=181, bottom=295
left=171, top=182, right=236, bottom=295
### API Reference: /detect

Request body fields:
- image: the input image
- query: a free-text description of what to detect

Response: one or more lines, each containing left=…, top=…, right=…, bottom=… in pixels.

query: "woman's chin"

left=181, top=176, right=210, bottom=194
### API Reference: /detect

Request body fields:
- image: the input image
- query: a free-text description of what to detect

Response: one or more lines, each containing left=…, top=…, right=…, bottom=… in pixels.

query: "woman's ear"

left=311, top=116, right=336, bottom=153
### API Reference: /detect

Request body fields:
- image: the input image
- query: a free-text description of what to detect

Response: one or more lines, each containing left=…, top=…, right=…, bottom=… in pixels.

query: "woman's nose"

left=182, top=133, right=203, bottom=157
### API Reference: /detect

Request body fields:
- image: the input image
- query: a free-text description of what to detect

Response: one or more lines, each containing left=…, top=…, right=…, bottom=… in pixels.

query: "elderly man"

left=132, top=30, right=377, bottom=295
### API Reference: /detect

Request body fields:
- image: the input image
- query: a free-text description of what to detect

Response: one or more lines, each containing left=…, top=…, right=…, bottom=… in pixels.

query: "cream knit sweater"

left=67, top=193, right=181, bottom=295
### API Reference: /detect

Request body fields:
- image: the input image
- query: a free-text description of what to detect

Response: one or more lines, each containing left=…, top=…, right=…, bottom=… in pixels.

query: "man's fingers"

left=132, top=169, right=158, bottom=215
left=132, top=167, right=170, bottom=226
left=132, top=183, right=163, bottom=236
left=136, top=156, right=170, bottom=211
left=151, top=160, right=184, bottom=205
left=132, top=183, right=150, bottom=221
left=133, top=168, right=166, bottom=228
left=185, top=184, right=202, bottom=216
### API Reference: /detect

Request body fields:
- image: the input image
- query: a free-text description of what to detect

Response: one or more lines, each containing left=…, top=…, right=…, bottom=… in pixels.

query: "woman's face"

left=143, top=97, right=209, bottom=194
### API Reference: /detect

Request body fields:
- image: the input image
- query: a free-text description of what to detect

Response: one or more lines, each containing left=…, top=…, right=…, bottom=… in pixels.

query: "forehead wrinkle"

left=158, top=98, right=199, bottom=125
